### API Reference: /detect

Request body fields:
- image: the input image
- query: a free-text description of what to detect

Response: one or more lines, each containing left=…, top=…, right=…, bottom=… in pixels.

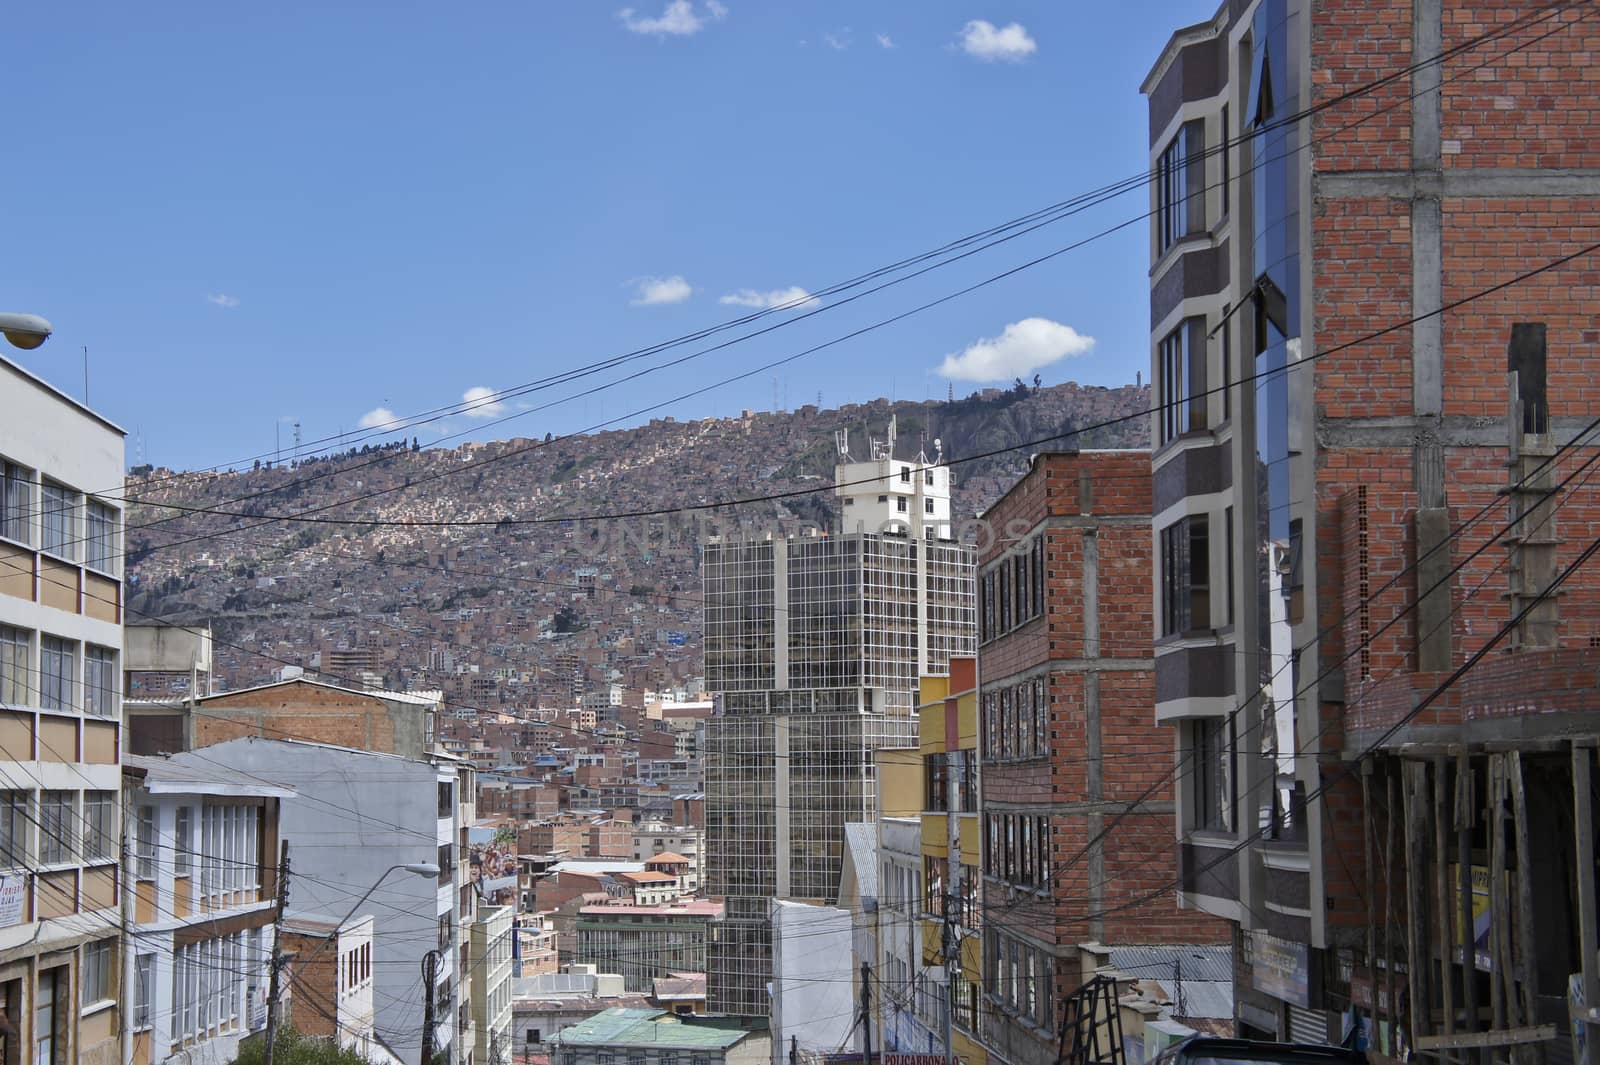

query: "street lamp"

left=265, top=861, right=441, bottom=1065
left=0, top=313, right=52, bottom=350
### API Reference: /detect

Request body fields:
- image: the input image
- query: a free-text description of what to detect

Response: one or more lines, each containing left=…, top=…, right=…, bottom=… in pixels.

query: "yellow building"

left=918, top=658, right=986, bottom=1065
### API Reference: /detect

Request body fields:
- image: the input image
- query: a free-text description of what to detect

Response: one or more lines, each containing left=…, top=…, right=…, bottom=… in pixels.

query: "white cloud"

left=619, top=0, right=723, bottom=36
left=719, top=286, right=818, bottom=310
left=462, top=386, right=508, bottom=418
left=629, top=275, right=694, bottom=305
left=936, top=318, right=1094, bottom=382
left=358, top=407, right=399, bottom=430
left=824, top=28, right=852, bottom=50
left=957, top=19, right=1036, bottom=62
left=876, top=33, right=894, bottom=48
left=206, top=293, right=240, bottom=308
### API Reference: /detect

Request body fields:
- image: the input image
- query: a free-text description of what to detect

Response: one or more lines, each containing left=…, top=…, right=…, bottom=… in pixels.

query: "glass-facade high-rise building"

left=703, top=437, right=975, bottom=1019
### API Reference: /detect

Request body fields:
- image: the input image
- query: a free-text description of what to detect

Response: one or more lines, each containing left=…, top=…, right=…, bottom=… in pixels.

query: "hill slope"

left=126, top=382, right=1150, bottom=700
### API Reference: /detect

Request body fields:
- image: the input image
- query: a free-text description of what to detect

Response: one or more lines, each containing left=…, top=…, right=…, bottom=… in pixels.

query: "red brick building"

left=1144, top=0, right=1600, bottom=1050
left=977, top=450, right=1226, bottom=1065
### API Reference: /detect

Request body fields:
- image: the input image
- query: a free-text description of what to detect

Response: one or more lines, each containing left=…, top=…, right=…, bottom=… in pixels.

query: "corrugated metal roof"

left=1161, top=980, right=1235, bottom=1021
left=551, top=1008, right=749, bottom=1049
left=1109, top=945, right=1233, bottom=983
left=844, top=823, right=879, bottom=898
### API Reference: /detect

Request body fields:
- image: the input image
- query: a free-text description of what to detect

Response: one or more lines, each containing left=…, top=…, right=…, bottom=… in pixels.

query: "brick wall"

left=980, top=450, right=1226, bottom=974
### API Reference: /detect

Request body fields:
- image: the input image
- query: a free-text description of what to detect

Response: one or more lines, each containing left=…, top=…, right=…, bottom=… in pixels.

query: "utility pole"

left=790, top=1036, right=798, bottom=1065
left=263, top=841, right=291, bottom=1065
left=420, top=949, right=442, bottom=1065
left=860, top=962, right=874, bottom=1065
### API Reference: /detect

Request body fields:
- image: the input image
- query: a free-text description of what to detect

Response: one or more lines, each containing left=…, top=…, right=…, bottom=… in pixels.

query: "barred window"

left=0, top=626, right=28, bottom=707
left=83, top=792, right=116, bottom=862
left=85, top=501, right=118, bottom=575
left=0, top=461, right=30, bottom=545
left=0, top=791, right=30, bottom=868
left=39, top=792, right=75, bottom=866
left=39, top=637, right=75, bottom=712
left=84, top=647, right=118, bottom=717
left=81, top=939, right=113, bottom=1006
left=39, top=482, right=78, bottom=561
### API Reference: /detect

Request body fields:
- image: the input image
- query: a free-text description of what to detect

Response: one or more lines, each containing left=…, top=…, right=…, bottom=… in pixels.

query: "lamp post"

left=0, top=313, right=52, bottom=350
left=264, top=860, right=441, bottom=1065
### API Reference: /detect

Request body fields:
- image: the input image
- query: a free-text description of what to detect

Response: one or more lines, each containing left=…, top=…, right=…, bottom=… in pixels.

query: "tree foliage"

left=231, top=1028, right=374, bottom=1065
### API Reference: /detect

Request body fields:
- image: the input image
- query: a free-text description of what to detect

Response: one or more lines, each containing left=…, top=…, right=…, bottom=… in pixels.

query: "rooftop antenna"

left=773, top=376, right=781, bottom=413
left=947, top=381, right=954, bottom=404
left=293, top=421, right=302, bottom=464
left=887, top=413, right=897, bottom=456
left=82, top=346, right=89, bottom=405
left=835, top=428, right=850, bottom=461
left=933, top=437, right=944, bottom=465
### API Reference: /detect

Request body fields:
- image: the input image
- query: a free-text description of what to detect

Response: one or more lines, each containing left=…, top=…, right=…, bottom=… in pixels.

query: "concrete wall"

left=770, top=899, right=854, bottom=1065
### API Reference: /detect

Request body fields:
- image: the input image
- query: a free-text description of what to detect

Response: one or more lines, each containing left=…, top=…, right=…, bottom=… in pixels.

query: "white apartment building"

left=628, top=824, right=702, bottom=892
left=468, top=905, right=513, bottom=1065
left=121, top=753, right=291, bottom=1065
left=184, top=739, right=476, bottom=1065
left=0, top=354, right=126, bottom=1065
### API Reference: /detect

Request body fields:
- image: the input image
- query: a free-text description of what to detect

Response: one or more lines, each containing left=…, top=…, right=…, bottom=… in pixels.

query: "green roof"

left=553, top=1008, right=749, bottom=1050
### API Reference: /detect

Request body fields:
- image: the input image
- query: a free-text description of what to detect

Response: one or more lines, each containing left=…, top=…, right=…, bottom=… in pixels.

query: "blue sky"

left=1, top=1, right=1208, bottom=472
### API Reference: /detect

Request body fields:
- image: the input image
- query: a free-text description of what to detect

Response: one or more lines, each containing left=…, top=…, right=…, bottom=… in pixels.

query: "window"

left=135, top=805, right=156, bottom=879
left=1224, top=507, right=1236, bottom=625
left=1285, top=517, right=1305, bottom=624
left=36, top=969, right=60, bottom=1065
left=83, top=792, right=116, bottom=862
left=925, top=469, right=934, bottom=486
left=38, top=638, right=74, bottom=712
left=84, top=502, right=117, bottom=575
left=1160, top=515, right=1211, bottom=636
left=438, top=781, right=453, bottom=817
left=81, top=939, right=113, bottom=1007
left=39, top=792, right=74, bottom=866
left=896, top=496, right=907, bottom=513
left=0, top=627, right=27, bottom=707
left=84, top=647, right=117, bottom=718
left=1220, top=104, right=1230, bottom=215
left=923, top=854, right=946, bottom=917
left=1158, top=327, right=1187, bottom=444
left=1157, top=128, right=1188, bottom=253
left=132, top=954, right=154, bottom=1029
left=0, top=462, right=29, bottom=545
left=0, top=792, right=28, bottom=868
left=175, top=807, right=192, bottom=877
left=39, top=482, right=77, bottom=561
left=1221, top=307, right=1233, bottom=421
left=900, top=466, right=910, bottom=483
left=924, top=497, right=934, bottom=515
left=925, top=753, right=949, bottom=812
left=1193, top=717, right=1230, bottom=831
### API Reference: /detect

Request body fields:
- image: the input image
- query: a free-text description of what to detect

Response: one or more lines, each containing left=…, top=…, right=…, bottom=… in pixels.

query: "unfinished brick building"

left=976, top=449, right=1227, bottom=1065
left=1144, top=0, right=1600, bottom=1052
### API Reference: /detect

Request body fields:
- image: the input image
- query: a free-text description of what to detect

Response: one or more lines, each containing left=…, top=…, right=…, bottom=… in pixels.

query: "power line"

left=109, top=1, right=1593, bottom=548
left=77, top=0, right=1583, bottom=515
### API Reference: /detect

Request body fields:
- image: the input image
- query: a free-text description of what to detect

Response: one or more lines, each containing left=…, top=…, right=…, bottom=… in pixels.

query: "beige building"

left=0, top=354, right=127, bottom=1065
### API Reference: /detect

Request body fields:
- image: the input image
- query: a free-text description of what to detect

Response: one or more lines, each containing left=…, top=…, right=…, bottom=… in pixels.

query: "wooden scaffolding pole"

left=1436, top=754, right=1457, bottom=1062
left=1507, top=751, right=1544, bottom=1065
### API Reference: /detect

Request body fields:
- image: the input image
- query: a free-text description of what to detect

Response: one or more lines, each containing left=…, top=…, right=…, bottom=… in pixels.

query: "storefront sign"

left=1251, top=931, right=1311, bottom=1008
left=0, top=875, right=27, bottom=928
